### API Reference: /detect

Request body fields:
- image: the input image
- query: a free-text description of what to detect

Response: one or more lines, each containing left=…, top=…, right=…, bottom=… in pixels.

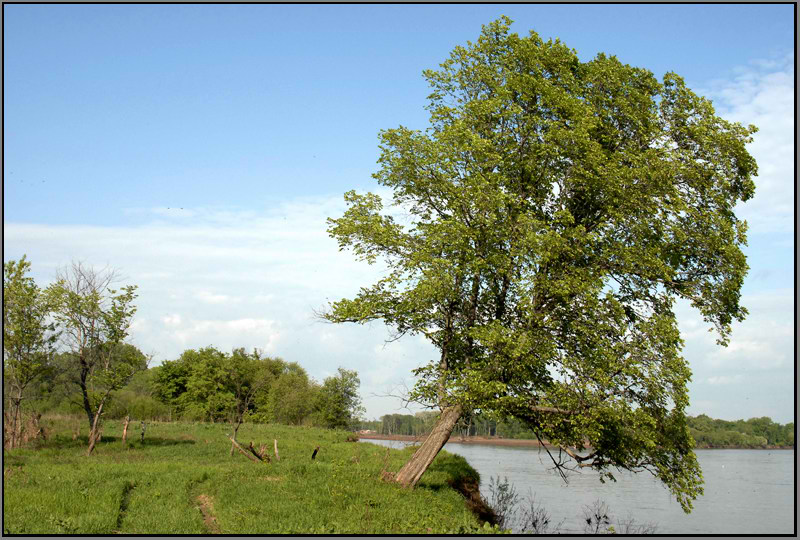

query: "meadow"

left=3, top=417, right=498, bottom=534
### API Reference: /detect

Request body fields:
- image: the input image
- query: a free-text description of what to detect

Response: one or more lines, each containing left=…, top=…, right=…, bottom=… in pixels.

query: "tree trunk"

left=122, top=415, right=130, bottom=444
left=9, top=398, right=22, bottom=449
left=4, top=407, right=16, bottom=449
left=87, top=401, right=105, bottom=456
left=394, top=404, right=463, bottom=488
left=230, top=420, right=242, bottom=456
left=79, top=362, right=94, bottom=430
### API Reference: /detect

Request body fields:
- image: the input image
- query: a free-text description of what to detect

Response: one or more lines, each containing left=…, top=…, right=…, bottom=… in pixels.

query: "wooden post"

left=273, top=439, right=280, bottom=461
left=122, top=416, right=130, bottom=444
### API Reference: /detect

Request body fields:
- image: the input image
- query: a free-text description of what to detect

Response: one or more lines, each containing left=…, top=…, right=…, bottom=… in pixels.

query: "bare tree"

left=46, top=261, right=143, bottom=455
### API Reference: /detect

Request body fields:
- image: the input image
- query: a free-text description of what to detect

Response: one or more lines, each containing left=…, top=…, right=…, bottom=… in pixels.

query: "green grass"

left=3, top=418, right=499, bottom=534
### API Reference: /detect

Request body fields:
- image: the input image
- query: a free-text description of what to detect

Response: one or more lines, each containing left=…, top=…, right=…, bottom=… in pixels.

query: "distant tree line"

left=4, top=257, right=365, bottom=454
left=29, top=346, right=365, bottom=430
left=357, top=411, right=548, bottom=440
left=686, top=414, right=794, bottom=448
left=358, top=411, right=794, bottom=449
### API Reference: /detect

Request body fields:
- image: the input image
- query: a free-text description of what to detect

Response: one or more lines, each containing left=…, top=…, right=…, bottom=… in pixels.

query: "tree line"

left=358, top=412, right=794, bottom=449
left=686, top=414, right=794, bottom=448
left=4, top=257, right=364, bottom=454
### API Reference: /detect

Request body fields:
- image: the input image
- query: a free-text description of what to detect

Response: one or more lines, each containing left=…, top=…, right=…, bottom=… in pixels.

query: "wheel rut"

left=195, top=494, right=221, bottom=534
left=114, top=481, right=136, bottom=532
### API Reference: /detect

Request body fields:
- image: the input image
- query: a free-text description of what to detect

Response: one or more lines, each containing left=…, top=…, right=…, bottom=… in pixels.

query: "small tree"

left=3, top=257, right=59, bottom=448
left=316, top=368, right=365, bottom=430
left=227, top=348, right=273, bottom=452
left=46, top=262, right=141, bottom=455
left=324, top=17, right=757, bottom=511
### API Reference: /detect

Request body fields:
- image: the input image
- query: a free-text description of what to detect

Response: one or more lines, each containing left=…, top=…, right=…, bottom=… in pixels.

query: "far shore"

left=357, top=432, right=551, bottom=448
left=357, top=433, right=794, bottom=450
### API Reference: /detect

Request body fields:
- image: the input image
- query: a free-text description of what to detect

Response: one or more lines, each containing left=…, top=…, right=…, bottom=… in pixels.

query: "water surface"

left=362, top=439, right=794, bottom=534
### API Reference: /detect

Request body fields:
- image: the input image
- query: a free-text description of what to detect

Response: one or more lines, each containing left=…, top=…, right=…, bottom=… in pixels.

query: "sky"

left=3, top=4, right=795, bottom=423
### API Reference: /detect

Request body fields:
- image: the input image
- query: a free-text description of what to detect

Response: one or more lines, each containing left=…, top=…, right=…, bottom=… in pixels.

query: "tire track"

left=195, top=494, right=221, bottom=534
left=114, top=481, right=136, bottom=532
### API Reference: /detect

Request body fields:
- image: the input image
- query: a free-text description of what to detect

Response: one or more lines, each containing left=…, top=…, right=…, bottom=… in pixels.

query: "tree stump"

left=122, top=416, right=130, bottom=444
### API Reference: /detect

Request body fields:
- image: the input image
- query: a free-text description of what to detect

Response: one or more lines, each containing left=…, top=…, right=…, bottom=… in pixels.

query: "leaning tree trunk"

left=230, top=419, right=243, bottom=456
left=394, top=404, right=463, bottom=488
left=87, top=401, right=105, bottom=456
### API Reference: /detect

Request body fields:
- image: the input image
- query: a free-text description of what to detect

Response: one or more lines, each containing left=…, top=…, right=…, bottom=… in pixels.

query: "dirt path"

left=196, top=494, right=221, bottom=534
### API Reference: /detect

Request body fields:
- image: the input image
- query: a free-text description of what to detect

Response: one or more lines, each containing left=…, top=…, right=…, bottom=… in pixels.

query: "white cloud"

left=698, top=53, right=794, bottom=235
left=162, top=314, right=182, bottom=327
left=172, top=318, right=280, bottom=352
left=706, top=375, right=743, bottom=386
left=679, top=287, right=794, bottom=422
left=3, top=191, right=423, bottom=419
left=195, top=291, right=236, bottom=304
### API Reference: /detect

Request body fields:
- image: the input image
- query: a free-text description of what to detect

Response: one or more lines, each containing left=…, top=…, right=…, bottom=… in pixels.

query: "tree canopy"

left=324, top=17, right=757, bottom=511
left=317, top=367, right=365, bottom=430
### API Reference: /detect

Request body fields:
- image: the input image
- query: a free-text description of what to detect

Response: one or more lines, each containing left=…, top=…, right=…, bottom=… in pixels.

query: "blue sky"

left=3, top=4, right=795, bottom=423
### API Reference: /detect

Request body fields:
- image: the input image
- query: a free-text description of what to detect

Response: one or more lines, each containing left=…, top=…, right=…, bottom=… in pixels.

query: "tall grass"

left=3, top=417, right=500, bottom=534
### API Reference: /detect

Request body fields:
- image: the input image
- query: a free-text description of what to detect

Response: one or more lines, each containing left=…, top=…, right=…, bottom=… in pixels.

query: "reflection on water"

left=361, top=438, right=794, bottom=534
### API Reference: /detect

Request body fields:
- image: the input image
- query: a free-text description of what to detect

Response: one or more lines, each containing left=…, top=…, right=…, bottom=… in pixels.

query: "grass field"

left=3, top=417, right=499, bottom=534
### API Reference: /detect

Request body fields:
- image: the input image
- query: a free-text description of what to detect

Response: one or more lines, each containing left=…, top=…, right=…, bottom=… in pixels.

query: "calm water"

left=362, top=439, right=795, bottom=534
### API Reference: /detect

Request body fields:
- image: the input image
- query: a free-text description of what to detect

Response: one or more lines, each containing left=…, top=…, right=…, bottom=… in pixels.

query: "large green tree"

left=324, top=18, right=757, bottom=512
left=46, top=262, right=141, bottom=455
left=3, top=257, right=58, bottom=448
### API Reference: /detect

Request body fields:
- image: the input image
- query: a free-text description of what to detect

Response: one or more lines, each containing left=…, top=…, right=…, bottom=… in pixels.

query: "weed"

left=517, top=490, right=565, bottom=534
left=487, top=475, right=519, bottom=530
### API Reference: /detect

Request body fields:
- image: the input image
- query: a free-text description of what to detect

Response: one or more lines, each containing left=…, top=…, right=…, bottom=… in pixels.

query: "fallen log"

left=228, top=436, right=265, bottom=463
left=249, top=441, right=270, bottom=463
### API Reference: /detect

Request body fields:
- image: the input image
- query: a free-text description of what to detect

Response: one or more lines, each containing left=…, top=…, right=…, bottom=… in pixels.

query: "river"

left=361, top=439, right=795, bottom=534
